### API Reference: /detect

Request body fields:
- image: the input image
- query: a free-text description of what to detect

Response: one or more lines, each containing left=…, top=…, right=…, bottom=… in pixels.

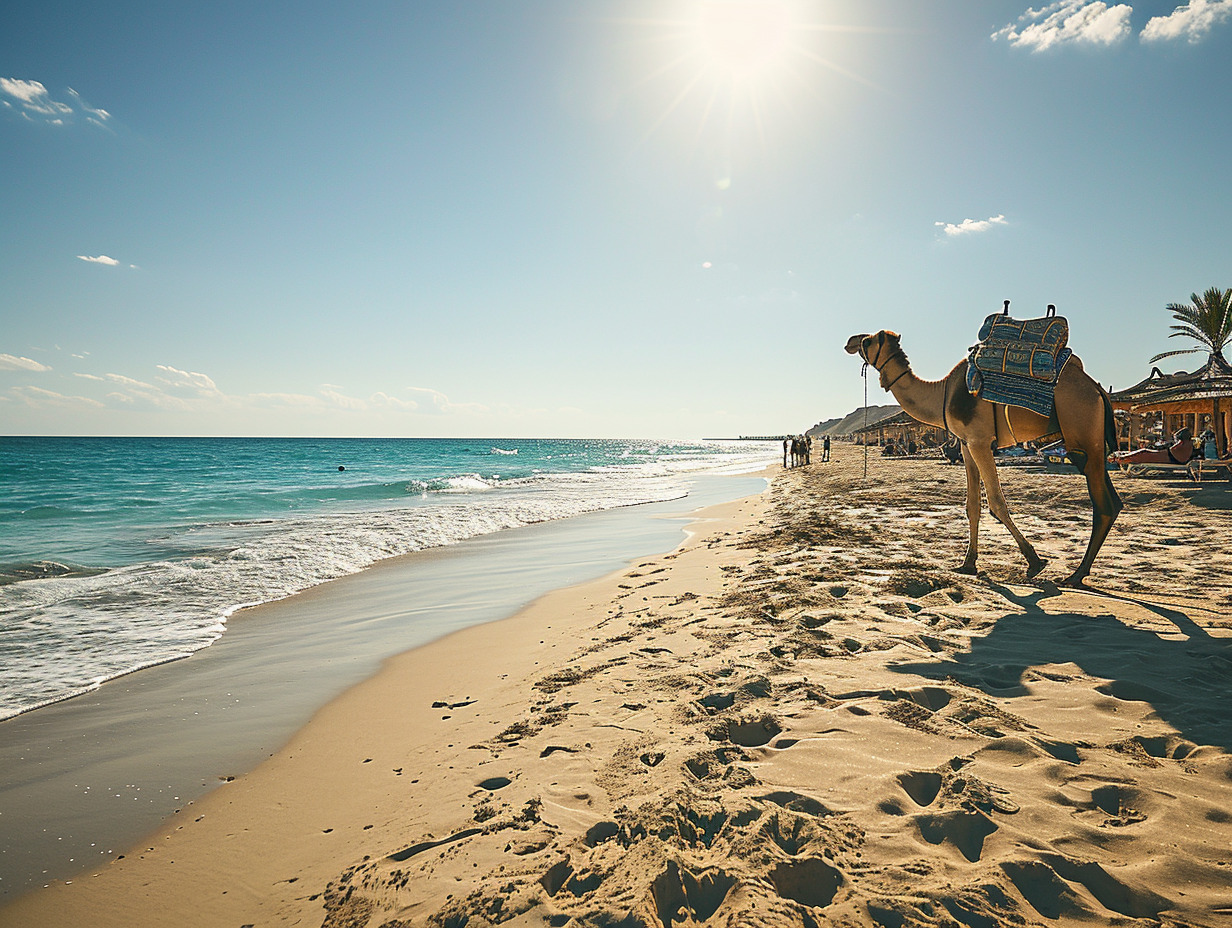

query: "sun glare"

left=615, top=1, right=876, bottom=157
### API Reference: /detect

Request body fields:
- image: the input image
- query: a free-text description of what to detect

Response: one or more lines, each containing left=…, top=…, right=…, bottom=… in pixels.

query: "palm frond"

left=1168, top=325, right=1208, bottom=342
left=1157, top=286, right=1232, bottom=357
left=1149, top=347, right=1200, bottom=364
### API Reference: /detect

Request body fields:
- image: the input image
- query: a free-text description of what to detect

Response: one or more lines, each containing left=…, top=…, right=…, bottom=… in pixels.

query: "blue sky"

left=3, top=0, right=1231, bottom=437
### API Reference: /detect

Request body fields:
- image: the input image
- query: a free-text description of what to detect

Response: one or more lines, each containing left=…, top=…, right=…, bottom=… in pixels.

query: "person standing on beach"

left=783, top=438, right=789, bottom=468
left=1200, top=427, right=1217, bottom=460
left=822, top=435, right=831, bottom=462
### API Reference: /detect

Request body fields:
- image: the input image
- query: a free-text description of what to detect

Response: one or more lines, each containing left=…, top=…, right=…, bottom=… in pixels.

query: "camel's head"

left=845, top=330, right=902, bottom=369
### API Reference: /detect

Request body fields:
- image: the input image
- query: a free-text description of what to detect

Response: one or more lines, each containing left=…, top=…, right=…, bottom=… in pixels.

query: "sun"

left=694, top=0, right=794, bottom=85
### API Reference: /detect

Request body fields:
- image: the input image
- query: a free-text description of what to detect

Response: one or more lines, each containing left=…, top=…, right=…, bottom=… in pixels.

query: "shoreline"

left=4, top=454, right=1232, bottom=927
left=0, top=470, right=769, bottom=902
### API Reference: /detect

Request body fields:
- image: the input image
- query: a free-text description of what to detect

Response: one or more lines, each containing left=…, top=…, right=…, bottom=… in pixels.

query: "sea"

left=0, top=436, right=776, bottom=722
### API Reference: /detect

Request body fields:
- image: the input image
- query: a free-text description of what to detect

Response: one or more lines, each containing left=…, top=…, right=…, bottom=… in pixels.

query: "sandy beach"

left=4, top=452, right=1232, bottom=927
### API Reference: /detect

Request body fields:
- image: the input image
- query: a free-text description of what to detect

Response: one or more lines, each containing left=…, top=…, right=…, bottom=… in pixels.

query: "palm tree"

left=1150, top=286, right=1232, bottom=364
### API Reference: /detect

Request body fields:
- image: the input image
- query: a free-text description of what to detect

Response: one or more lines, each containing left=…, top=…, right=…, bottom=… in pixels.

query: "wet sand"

left=4, top=453, right=1231, bottom=927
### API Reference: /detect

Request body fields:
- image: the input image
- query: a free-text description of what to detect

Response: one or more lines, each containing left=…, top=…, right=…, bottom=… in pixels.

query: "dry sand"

left=4, top=452, right=1231, bottom=928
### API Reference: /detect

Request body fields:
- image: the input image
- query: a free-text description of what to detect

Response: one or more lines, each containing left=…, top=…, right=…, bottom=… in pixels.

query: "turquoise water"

left=0, top=436, right=775, bottom=719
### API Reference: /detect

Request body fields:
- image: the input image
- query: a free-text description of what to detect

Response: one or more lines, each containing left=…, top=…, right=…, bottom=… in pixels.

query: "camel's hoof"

left=1059, top=574, right=1089, bottom=589
left=956, top=564, right=978, bottom=576
left=1026, top=559, right=1049, bottom=579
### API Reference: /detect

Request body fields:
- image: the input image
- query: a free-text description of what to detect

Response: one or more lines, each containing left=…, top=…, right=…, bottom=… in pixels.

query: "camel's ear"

left=844, top=334, right=870, bottom=355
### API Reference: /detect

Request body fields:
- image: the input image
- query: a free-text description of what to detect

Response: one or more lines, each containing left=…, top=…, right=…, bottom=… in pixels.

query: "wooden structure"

left=1109, top=352, right=1232, bottom=457
left=849, top=410, right=948, bottom=449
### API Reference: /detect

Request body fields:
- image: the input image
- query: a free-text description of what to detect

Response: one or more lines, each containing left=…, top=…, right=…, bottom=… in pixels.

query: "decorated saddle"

left=966, top=302, right=1072, bottom=416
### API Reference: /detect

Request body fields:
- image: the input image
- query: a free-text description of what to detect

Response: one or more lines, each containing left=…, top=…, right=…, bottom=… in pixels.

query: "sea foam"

left=0, top=437, right=776, bottom=720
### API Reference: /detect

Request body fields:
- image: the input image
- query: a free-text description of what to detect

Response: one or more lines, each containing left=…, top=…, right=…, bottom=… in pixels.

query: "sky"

left=3, top=0, right=1232, bottom=438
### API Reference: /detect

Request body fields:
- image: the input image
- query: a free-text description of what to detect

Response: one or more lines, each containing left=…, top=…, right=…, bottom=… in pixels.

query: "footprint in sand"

left=707, top=714, right=782, bottom=748
left=1002, top=855, right=1171, bottom=921
left=476, top=776, right=512, bottom=791
left=1088, top=783, right=1149, bottom=826
left=699, top=691, right=736, bottom=712
left=768, top=857, right=845, bottom=909
left=915, top=808, right=998, bottom=862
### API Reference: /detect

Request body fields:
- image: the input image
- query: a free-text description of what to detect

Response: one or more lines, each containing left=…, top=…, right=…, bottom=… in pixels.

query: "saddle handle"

left=1002, top=299, right=1010, bottom=315
left=1046, top=303, right=1056, bottom=317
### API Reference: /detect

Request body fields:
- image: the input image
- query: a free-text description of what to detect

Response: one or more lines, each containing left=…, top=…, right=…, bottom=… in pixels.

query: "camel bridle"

left=859, top=333, right=909, bottom=391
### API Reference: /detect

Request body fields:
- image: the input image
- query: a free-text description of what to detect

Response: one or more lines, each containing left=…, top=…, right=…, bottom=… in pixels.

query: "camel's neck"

left=880, top=362, right=948, bottom=430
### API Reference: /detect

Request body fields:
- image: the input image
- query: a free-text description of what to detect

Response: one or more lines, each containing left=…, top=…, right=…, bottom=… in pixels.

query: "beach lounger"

left=1118, top=461, right=1195, bottom=479
left=1188, top=459, right=1232, bottom=482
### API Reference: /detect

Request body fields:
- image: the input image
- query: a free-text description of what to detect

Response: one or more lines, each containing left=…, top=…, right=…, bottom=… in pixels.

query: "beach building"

left=848, top=410, right=948, bottom=450
left=1109, top=352, right=1232, bottom=456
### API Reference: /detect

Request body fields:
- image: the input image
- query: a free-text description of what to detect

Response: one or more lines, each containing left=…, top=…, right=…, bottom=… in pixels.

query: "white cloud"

left=67, top=87, right=111, bottom=123
left=319, top=386, right=369, bottom=410
left=156, top=364, right=223, bottom=397
left=74, top=371, right=193, bottom=411
left=76, top=254, right=138, bottom=269
left=992, top=2, right=1133, bottom=51
left=1142, top=0, right=1232, bottom=42
left=405, top=386, right=489, bottom=415
left=935, top=214, right=1008, bottom=237
left=0, top=353, right=52, bottom=372
left=103, top=372, right=158, bottom=389
left=248, top=391, right=328, bottom=409
left=9, top=385, right=105, bottom=409
left=43, top=358, right=493, bottom=425
left=1, top=78, right=111, bottom=127
left=369, top=391, right=419, bottom=411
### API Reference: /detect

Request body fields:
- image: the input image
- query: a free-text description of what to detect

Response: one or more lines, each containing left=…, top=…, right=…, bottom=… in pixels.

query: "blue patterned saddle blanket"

left=966, top=310, right=1072, bottom=416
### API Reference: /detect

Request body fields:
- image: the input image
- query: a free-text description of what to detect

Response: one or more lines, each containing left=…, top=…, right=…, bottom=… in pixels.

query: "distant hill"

left=806, top=404, right=900, bottom=438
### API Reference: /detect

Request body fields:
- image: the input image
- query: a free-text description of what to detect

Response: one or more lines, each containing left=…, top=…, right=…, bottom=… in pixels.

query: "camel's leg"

left=965, top=440, right=1048, bottom=578
left=1062, top=458, right=1121, bottom=586
left=957, top=444, right=982, bottom=574
left=1059, top=400, right=1124, bottom=588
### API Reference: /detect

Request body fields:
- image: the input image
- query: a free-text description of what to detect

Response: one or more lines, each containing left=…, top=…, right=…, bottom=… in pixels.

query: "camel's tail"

left=1101, top=389, right=1123, bottom=509
left=1102, top=389, right=1118, bottom=455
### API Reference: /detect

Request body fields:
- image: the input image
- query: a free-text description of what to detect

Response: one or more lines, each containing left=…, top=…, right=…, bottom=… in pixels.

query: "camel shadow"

left=892, top=580, right=1232, bottom=754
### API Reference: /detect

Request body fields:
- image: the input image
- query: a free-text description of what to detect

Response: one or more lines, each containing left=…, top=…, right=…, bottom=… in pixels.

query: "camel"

left=845, top=330, right=1122, bottom=587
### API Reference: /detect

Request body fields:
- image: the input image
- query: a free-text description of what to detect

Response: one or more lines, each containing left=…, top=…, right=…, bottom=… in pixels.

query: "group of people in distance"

left=783, top=434, right=831, bottom=468
left=880, top=438, right=919, bottom=457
